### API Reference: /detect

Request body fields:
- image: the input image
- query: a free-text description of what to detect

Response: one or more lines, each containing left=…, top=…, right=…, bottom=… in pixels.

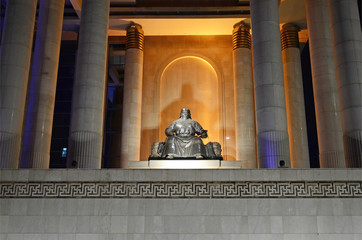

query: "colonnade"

left=232, top=22, right=256, bottom=168
left=280, top=24, right=310, bottom=168
left=0, top=0, right=38, bottom=168
left=305, top=0, right=346, bottom=168
left=120, top=24, right=144, bottom=168
left=66, top=0, right=110, bottom=168
left=20, top=0, right=65, bottom=168
left=0, top=0, right=360, bottom=169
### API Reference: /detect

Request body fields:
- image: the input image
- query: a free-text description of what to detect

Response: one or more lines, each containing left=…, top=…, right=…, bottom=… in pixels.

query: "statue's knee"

left=150, top=142, right=164, bottom=158
left=212, top=142, right=222, bottom=157
left=205, top=142, right=223, bottom=159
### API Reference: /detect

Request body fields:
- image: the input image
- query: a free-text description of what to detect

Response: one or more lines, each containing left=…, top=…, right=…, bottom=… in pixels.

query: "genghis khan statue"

left=149, top=108, right=223, bottom=160
left=164, top=108, right=208, bottom=159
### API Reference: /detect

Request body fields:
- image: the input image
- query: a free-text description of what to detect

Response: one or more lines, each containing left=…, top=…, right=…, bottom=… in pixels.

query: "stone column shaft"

left=328, top=0, right=362, bottom=167
left=120, top=24, right=144, bottom=168
left=67, top=0, right=110, bottom=168
left=232, top=22, right=257, bottom=168
left=305, top=0, right=345, bottom=167
left=0, top=0, right=37, bottom=168
left=250, top=0, right=291, bottom=168
left=281, top=24, right=310, bottom=168
left=20, top=0, right=65, bottom=168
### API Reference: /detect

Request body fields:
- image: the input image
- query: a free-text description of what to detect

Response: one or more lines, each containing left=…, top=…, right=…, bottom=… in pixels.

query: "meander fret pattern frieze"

left=1, top=181, right=362, bottom=198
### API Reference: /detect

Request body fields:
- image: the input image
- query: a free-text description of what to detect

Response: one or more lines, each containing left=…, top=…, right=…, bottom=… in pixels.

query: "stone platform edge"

left=1, top=169, right=362, bottom=198
left=0, top=168, right=361, bottom=182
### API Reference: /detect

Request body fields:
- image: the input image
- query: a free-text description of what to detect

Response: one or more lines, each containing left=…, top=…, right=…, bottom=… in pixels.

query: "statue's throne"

left=149, top=141, right=223, bottom=160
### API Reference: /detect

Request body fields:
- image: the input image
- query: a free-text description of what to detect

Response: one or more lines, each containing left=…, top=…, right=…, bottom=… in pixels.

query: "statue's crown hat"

left=180, top=108, right=191, bottom=118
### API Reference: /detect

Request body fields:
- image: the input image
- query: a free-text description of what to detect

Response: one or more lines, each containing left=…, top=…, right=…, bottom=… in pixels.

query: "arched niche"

left=159, top=56, right=221, bottom=146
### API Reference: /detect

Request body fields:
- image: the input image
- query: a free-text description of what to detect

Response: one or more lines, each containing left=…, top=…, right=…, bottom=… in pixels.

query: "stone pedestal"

left=281, top=24, right=310, bottom=168
left=127, top=160, right=242, bottom=169
left=232, top=22, right=257, bottom=168
left=328, top=0, right=362, bottom=167
left=0, top=0, right=37, bottom=168
left=20, top=0, right=65, bottom=168
left=305, top=0, right=345, bottom=167
left=121, top=24, right=144, bottom=168
left=250, top=0, right=290, bottom=168
left=67, top=0, right=110, bottom=168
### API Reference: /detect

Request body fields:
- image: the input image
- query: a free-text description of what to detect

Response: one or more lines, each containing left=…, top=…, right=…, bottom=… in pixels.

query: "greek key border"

left=1, top=181, right=362, bottom=198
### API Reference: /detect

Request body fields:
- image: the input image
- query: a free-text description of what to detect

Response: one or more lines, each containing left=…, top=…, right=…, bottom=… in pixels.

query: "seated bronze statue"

left=149, top=108, right=222, bottom=160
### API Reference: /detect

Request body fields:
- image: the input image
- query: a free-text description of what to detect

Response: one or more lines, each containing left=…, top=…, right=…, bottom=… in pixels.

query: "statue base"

left=128, top=160, right=242, bottom=169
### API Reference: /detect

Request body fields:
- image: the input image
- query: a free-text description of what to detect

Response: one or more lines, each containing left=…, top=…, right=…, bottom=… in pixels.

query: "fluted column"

left=232, top=22, right=257, bottom=168
left=20, top=0, right=65, bottom=168
left=305, top=0, right=345, bottom=167
left=120, top=24, right=144, bottom=168
left=250, top=0, right=291, bottom=168
left=0, top=0, right=37, bottom=168
left=67, top=0, right=110, bottom=168
left=281, top=24, right=310, bottom=168
left=328, top=0, right=362, bottom=167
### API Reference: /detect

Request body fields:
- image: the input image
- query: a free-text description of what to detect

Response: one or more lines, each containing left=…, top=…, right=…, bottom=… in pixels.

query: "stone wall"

left=1, top=169, right=362, bottom=239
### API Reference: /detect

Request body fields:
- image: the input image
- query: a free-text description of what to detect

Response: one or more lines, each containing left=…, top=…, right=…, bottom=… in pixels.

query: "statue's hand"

left=200, top=130, right=208, bottom=138
left=165, top=128, right=174, bottom=137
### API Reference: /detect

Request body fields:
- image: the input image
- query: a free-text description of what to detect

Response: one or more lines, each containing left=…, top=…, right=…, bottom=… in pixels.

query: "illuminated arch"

left=156, top=54, right=225, bottom=146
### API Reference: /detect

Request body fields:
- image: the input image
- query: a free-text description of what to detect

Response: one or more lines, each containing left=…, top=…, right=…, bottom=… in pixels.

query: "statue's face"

left=180, top=109, right=191, bottom=119
left=180, top=112, right=190, bottom=119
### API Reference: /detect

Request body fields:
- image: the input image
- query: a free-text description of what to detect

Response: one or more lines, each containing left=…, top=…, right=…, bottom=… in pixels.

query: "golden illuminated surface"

left=140, top=36, right=235, bottom=161
left=159, top=56, right=220, bottom=145
left=108, top=18, right=248, bottom=36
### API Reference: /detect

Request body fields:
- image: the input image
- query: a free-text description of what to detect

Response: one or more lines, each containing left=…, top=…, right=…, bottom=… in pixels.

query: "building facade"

left=0, top=0, right=361, bottom=169
left=1, top=1, right=362, bottom=239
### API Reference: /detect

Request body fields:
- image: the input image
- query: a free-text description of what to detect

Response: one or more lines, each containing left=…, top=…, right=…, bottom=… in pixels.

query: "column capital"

left=232, top=21, right=251, bottom=50
left=126, top=23, right=144, bottom=51
left=281, top=23, right=300, bottom=50
left=233, top=21, right=251, bottom=31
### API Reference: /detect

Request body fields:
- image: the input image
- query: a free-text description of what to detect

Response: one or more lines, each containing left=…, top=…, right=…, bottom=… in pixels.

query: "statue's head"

left=180, top=108, right=191, bottom=119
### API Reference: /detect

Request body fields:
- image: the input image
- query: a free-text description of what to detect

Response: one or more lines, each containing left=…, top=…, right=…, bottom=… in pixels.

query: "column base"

left=344, top=131, right=362, bottom=168
left=257, top=131, right=290, bottom=168
left=0, top=132, right=21, bottom=168
left=319, top=150, right=345, bottom=168
left=20, top=151, right=50, bottom=168
left=68, top=131, right=102, bottom=169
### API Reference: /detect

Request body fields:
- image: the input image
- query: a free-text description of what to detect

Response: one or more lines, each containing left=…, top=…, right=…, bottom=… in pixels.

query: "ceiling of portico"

left=63, top=0, right=307, bottom=36
left=107, top=18, right=249, bottom=36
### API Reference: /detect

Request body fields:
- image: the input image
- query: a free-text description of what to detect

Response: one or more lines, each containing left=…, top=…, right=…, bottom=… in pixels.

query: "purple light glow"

left=20, top=0, right=46, bottom=168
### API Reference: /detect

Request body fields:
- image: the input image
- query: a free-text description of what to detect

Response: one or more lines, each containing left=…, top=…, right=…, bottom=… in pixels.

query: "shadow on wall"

left=158, top=56, right=221, bottom=154
left=159, top=83, right=217, bottom=142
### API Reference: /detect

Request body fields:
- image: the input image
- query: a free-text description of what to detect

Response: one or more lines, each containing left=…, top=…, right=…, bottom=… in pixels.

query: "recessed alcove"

left=159, top=56, right=220, bottom=146
left=141, top=36, right=236, bottom=162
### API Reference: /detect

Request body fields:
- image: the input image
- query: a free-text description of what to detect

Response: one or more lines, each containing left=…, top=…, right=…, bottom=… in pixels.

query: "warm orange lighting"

left=159, top=56, right=220, bottom=147
left=109, top=18, right=248, bottom=36
left=161, top=56, right=215, bottom=73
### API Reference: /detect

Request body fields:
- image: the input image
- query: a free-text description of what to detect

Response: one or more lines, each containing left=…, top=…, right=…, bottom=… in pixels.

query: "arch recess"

left=158, top=55, right=224, bottom=146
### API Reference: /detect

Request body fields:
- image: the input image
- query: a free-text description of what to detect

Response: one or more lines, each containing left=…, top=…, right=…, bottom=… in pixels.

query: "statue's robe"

left=162, top=118, right=206, bottom=158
